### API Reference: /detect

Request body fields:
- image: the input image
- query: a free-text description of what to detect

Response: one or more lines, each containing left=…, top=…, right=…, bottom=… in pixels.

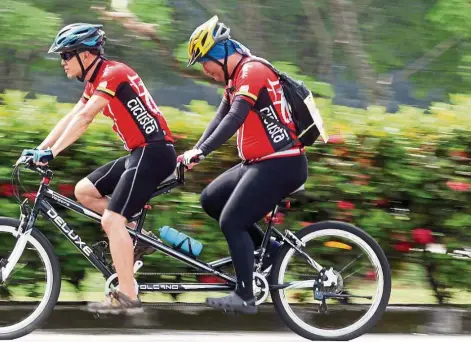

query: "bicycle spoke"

left=339, top=253, right=364, bottom=274
left=343, top=264, right=367, bottom=281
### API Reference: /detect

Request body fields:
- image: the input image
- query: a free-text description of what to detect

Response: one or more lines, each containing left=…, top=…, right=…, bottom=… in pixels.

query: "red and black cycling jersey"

left=81, top=59, right=174, bottom=151
left=225, top=57, right=303, bottom=161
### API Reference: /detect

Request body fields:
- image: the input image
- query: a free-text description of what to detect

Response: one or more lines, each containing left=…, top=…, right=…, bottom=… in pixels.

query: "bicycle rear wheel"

left=270, top=220, right=391, bottom=341
left=0, top=217, right=61, bottom=340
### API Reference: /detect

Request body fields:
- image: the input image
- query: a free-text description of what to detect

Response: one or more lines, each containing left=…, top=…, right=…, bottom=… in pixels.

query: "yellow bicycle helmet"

left=187, top=15, right=231, bottom=67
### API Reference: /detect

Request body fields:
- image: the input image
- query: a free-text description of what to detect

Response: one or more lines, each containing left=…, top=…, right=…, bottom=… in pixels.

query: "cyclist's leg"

left=97, top=143, right=176, bottom=304
left=75, top=156, right=126, bottom=214
left=207, top=155, right=308, bottom=309
left=200, top=163, right=265, bottom=248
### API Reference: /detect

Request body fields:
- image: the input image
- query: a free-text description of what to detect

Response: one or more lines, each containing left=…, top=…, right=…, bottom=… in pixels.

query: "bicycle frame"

left=4, top=160, right=320, bottom=294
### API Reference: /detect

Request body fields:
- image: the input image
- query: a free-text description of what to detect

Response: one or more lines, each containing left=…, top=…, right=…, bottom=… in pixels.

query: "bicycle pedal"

left=133, top=260, right=143, bottom=273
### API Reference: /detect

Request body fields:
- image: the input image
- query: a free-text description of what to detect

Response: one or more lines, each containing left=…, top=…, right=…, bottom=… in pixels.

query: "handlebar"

left=15, top=156, right=52, bottom=178
left=15, top=156, right=188, bottom=184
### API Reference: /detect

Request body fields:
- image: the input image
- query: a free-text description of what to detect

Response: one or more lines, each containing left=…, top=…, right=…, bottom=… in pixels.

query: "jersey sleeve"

left=80, top=83, right=92, bottom=104
left=90, top=65, right=123, bottom=101
left=233, top=62, right=267, bottom=106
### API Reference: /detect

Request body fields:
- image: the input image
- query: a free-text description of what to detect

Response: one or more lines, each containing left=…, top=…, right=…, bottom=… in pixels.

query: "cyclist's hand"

left=22, top=148, right=37, bottom=157
left=15, top=148, right=37, bottom=166
left=33, top=149, right=54, bottom=166
left=182, top=149, right=204, bottom=167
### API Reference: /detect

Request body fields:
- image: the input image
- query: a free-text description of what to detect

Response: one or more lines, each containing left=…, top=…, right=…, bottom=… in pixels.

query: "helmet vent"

left=201, top=32, right=208, bottom=46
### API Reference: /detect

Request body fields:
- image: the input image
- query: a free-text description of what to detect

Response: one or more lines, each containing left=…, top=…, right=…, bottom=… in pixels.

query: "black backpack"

left=239, top=57, right=322, bottom=151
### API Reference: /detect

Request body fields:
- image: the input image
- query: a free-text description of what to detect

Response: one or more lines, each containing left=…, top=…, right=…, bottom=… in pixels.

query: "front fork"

left=1, top=199, right=36, bottom=283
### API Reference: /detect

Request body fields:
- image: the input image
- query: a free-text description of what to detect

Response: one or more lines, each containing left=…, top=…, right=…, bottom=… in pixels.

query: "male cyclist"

left=23, top=23, right=176, bottom=313
left=182, top=16, right=308, bottom=314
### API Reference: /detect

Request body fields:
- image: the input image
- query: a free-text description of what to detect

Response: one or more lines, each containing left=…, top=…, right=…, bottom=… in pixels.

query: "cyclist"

left=183, top=16, right=308, bottom=314
left=23, top=23, right=176, bottom=314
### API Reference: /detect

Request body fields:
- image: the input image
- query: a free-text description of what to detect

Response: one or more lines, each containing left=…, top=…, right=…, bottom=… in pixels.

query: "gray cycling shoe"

left=87, top=290, right=144, bottom=315
left=206, top=292, right=257, bottom=314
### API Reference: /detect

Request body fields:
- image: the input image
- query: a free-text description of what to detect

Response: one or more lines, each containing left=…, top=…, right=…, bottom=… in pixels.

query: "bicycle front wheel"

left=270, top=220, right=391, bottom=341
left=0, top=217, right=61, bottom=340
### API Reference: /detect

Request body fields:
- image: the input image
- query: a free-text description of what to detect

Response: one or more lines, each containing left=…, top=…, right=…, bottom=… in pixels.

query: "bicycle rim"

left=275, top=228, right=386, bottom=339
left=0, top=225, right=54, bottom=335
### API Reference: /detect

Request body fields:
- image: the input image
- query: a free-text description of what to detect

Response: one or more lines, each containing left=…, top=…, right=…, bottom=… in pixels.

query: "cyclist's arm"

left=37, top=100, right=85, bottom=150
left=50, top=95, right=109, bottom=157
left=194, top=98, right=230, bottom=149
left=198, top=97, right=251, bottom=156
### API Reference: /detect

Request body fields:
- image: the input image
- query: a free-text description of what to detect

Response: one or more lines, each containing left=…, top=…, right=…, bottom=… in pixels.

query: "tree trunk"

left=300, top=0, right=333, bottom=81
left=330, top=0, right=379, bottom=105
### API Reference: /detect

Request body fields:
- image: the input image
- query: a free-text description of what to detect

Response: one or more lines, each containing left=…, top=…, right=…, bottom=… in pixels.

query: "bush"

left=0, top=90, right=470, bottom=302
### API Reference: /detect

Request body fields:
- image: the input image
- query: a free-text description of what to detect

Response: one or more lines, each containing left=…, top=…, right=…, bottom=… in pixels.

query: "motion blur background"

left=1, top=0, right=471, bottom=314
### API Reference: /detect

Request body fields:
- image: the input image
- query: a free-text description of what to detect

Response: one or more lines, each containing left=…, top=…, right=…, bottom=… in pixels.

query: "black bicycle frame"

left=18, top=161, right=303, bottom=294
left=19, top=167, right=242, bottom=293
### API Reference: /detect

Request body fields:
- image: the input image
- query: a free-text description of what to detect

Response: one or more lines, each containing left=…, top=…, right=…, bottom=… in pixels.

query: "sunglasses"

left=60, top=51, right=76, bottom=61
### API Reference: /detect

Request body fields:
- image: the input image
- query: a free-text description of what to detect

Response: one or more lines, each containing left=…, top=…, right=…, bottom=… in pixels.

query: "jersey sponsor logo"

left=259, top=104, right=291, bottom=146
left=240, top=85, right=249, bottom=92
left=128, top=74, right=160, bottom=114
left=127, top=97, right=159, bottom=134
left=241, top=63, right=253, bottom=79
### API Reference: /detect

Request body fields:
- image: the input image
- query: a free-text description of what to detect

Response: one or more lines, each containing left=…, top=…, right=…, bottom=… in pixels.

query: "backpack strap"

left=238, top=58, right=301, bottom=152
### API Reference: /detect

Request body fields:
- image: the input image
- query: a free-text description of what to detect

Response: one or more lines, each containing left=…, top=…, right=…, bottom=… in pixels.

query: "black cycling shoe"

left=206, top=292, right=257, bottom=314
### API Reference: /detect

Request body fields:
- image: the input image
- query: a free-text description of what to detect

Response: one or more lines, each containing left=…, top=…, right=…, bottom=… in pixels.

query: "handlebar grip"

left=189, top=155, right=201, bottom=163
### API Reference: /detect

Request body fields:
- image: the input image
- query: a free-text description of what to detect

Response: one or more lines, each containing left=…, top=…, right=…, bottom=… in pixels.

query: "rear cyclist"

left=23, top=23, right=176, bottom=314
left=183, top=16, right=308, bottom=314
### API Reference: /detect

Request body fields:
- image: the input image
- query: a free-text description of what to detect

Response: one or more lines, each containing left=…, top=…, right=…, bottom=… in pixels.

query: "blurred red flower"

left=23, top=192, right=37, bottom=201
left=446, top=181, right=470, bottom=192
left=328, top=135, right=345, bottom=144
left=58, top=184, right=75, bottom=197
left=394, top=241, right=411, bottom=253
left=364, top=270, right=377, bottom=281
left=0, top=184, right=16, bottom=197
left=375, top=199, right=390, bottom=207
left=412, top=228, right=434, bottom=245
left=197, top=275, right=227, bottom=284
left=337, top=201, right=355, bottom=210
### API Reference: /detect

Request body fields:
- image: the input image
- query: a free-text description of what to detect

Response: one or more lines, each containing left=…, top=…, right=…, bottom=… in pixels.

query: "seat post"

left=134, top=205, right=150, bottom=236
left=259, top=204, right=280, bottom=258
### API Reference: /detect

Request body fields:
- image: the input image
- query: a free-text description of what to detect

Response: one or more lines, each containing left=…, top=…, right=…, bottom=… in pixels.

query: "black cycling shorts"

left=86, top=142, right=177, bottom=220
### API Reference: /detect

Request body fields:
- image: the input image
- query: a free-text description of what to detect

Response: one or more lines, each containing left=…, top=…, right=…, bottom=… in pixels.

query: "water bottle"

left=158, top=226, right=203, bottom=257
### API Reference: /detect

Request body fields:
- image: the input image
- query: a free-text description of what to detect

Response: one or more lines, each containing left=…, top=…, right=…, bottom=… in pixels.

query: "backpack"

left=239, top=57, right=328, bottom=151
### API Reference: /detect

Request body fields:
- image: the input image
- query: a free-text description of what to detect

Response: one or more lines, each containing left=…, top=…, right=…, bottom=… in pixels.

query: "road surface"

left=21, top=330, right=470, bottom=342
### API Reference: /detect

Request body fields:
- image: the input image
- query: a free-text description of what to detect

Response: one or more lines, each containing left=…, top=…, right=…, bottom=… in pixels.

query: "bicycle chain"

left=136, top=271, right=232, bottom=276
left=135, top=271, right=317, bottom=277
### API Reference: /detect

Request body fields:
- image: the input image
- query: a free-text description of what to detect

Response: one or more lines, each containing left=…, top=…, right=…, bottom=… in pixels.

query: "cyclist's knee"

left=200, top=188, right=219, bottom=219
left=75, top=178, right=99, bottom=203
left=101, top=209, right=126, bottom=233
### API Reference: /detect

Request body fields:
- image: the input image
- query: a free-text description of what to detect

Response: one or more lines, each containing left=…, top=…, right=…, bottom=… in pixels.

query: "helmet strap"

left=75, top=51, right=101, bottom=83
left=207, top=41, right=231, bottom=85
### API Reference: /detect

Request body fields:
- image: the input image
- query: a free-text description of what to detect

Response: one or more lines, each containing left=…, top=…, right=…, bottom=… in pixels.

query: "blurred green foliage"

left=1, top=90, right=471, bottom=302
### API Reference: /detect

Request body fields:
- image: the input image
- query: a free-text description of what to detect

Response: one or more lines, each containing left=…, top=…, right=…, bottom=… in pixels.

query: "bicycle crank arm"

left=1, top=229, right=33, bottom=282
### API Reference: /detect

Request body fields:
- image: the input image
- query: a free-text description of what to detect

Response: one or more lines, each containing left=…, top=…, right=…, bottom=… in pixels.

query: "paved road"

left=21, top=331, right=470, bottom=342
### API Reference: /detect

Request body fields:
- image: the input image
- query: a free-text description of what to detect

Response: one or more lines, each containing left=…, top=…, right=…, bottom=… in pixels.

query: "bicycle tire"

left=270, top=220, right=391, bottom=341
left=0, top=217, right=61, bottom=340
